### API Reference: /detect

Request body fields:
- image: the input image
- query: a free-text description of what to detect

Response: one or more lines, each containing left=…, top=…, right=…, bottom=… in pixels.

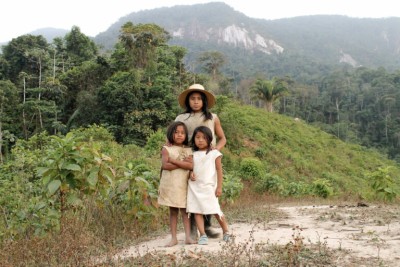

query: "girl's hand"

left=190, top=172, right=196, bottom=181
left=183, top=155, right=193, bottom=163
left=215, top=187, right=222, bottom=197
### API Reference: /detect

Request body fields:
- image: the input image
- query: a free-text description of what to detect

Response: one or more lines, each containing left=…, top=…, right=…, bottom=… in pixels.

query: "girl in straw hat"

left=175, top=83, right=227, bottom=240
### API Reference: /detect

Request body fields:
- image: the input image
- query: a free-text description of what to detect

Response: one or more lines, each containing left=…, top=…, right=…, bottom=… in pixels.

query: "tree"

left=250, top=78, right=289, bottom=112
left=119, top=22, right=170, bottom=70
left=64, top=26, right=98, bottom=67
left=1, top=35, right=49, bottom=84
left=0, top=80, right=18, bottom=162
left=197, top=51, right=226, bottom=81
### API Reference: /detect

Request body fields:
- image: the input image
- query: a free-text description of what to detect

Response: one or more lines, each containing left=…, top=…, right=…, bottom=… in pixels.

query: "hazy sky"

left=1, top=0, right=398, bottom=43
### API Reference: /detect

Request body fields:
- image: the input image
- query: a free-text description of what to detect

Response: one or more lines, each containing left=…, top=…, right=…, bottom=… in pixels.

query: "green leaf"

left=67, top=193, right=83, bottom=207
left=34, top=202, right=47, bottom=211
left=87, top=171, right=98, bottom=186
left=62, top=164, right=81, bottom=171
left=36, top=167, right=50, bottom=176
left=48, top=180, right=61, bottom=195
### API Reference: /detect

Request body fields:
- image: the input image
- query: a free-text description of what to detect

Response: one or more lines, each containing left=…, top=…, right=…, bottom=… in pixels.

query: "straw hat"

left=178, top=84, right=216, bottom=108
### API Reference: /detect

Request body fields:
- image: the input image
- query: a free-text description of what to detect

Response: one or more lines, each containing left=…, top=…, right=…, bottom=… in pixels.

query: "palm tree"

left=250, top=78, right=289, bottom=112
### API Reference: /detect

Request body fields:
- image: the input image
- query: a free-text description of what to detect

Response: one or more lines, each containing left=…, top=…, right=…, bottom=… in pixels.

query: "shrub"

left=254, top=173, right=285, bottom=194
left=144, top=129, right=166, bottom=156
left=284, top=181, right=309, bottom=196
left=239, top=157, right=264, bottom=180
left=367, top=166, right=398, bottom=202
left=255, top=147, right=268, bottom=159
left=311, top=179, right=333, bottom=198
left=221, top=173, right=244, bottom=204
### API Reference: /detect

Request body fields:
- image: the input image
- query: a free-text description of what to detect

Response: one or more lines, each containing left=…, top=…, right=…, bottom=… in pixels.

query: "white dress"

left=187, top=149, right=223, bottom=217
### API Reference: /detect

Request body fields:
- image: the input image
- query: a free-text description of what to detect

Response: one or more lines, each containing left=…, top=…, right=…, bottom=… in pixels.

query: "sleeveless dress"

left=158, top=145, right=193, bottom=208
left=187, top=149, right=224, bottom=217
left=175, top=112, right=218, bottom=146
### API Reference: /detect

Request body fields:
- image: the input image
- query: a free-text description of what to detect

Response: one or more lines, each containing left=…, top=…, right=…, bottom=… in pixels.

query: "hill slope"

left=217, top=97, right=400, bottom=198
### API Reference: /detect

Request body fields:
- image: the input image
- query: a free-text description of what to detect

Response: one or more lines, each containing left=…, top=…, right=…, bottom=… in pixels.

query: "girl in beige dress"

left=158, top=121, right=196, bottom=246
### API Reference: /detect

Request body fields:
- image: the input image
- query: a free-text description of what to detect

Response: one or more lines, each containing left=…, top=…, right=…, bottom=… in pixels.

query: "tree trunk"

left=0, top=105, right=3, bottom=163
left=266, top=101, right=273, bottom=112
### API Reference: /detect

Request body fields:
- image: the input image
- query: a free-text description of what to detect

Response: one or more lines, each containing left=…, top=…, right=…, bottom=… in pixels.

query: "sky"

left=1, top=0, right=398, bottom=43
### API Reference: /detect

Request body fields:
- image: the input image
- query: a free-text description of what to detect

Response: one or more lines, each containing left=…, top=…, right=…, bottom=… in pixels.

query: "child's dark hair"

left=183, top=91, right=213, bottom=121
left=192, top=126, right=213, bottom=153
left=166, top=121, right=189, bottom=146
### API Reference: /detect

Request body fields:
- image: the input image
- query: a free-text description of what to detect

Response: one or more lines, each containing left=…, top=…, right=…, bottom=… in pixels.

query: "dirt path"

left=114, top=204, right=400, bottom=266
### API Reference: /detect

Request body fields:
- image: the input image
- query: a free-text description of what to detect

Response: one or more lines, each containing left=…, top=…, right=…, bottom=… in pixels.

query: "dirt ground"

left=114, top=203, right=400, bottom=266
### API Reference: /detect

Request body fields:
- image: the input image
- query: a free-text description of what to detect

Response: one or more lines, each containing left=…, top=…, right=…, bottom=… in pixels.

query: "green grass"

left=218, top=99, right=400, bottom=199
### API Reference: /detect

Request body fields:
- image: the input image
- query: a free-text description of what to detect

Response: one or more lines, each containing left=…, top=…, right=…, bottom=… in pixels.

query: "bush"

left=144, top=129, right=166, bottom=156
left=239, top=157, right=264, bottom=180
left=367, top=166, right=398, bottom=202
left=255, top=147, right=268, bottom=159
left=221, top=173, right=244, bottom=204
left=311, top=179, right=333, bottom=198
left=254, top=173, right=285, bottom=194
left=283, top=181, right=309, bottom=196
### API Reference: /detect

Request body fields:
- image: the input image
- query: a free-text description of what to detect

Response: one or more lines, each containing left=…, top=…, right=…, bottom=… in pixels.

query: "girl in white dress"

left=187, top=126, right=230, bottom=245
left=158, top=121, right=196, bottom=246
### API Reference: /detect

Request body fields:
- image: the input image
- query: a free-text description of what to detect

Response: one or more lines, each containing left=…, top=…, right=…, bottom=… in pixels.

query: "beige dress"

left=175, top=112, right=218, bottom=146
left=187, top=150, right=223, bottom=216
left=158, top=145, right=192, bottom=208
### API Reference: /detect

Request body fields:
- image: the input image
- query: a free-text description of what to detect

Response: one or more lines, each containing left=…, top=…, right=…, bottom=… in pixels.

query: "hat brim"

left=178, top=89, right=216, bottom=108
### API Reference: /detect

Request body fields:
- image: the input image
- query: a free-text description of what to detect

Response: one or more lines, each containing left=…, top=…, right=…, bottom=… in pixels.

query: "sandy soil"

left=114, top=204, right=400, bottom=266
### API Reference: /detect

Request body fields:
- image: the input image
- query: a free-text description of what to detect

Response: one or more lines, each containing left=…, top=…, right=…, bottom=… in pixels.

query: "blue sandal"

left=198, top=234, right=208, bottom=245
left=223, top=233, right=231, bottom=242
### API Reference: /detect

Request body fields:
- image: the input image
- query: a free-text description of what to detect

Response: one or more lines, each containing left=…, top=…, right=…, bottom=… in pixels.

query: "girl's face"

left=194, top=131, right=209, bottom=150
left=173, top=125, right=187, bottom=145
left=189, top=92, right=203, bottom=112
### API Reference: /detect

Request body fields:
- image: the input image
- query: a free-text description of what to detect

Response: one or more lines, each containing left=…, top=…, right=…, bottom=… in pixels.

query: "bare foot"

left=165, top=239, right=178, bottom=247
left=185, top=238, right=196, bottom=245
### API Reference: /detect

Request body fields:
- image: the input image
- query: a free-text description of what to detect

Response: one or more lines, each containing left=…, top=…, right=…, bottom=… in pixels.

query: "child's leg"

left=214, top=214, right=229, bottom=234
left=194, top=213, right=206, bottom=236
left=166, top=207, right=179, bottom=247
left=180, top=208, right=196, bottom=244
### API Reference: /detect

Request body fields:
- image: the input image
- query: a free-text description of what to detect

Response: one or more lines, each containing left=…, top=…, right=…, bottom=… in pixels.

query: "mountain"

left=19, top=2, right=400, bottom=81
left=29, top=27, right=69, bottom=43
left=92, top=2, right=400, bottom=80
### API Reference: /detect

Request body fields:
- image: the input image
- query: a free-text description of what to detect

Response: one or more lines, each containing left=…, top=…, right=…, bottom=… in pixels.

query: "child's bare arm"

left=169, top=155, right=193, bottom=170
left=161, top=147, right=179, bottom=170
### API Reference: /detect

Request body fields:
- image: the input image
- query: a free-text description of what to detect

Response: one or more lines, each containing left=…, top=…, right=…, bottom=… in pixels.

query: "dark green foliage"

left=64, top=26, right=98, bottom=65
left=311, top=179, right=333, bottom=198
left=254, top=173, right=285, bottom=194
left=239, top=157, right=264, bottom=180
left=1, top=35, right=49, bottom=83
left=221, top=173, right=244, bottom=204
left=144, top=129, right=166, bottom=157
